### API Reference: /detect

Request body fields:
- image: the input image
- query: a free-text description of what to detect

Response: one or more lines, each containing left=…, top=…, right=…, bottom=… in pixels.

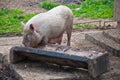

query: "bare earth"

left=0, top=31, right=120, bottom=80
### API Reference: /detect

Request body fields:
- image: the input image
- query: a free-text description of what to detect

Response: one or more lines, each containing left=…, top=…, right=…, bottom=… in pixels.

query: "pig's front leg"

left=48, top=35, right=63, bottom=44
left=38, top=36, right=48, bottom=47
left=44, top=37, right=49, bottom=45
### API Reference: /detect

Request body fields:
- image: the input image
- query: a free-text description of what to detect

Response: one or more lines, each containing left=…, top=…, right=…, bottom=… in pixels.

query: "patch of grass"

left=0, top=8, right=36, bottom=35
left=74, top=23, right=97, bottom=29
left=22, top=14, right=36, bottom=22
left=39, top=1, right=80, bottom=10
left=39, top=0, right=113, bottom=19
left=77, top=0, right=114, bottom=18
left=39, top=1, right=59, bottom=10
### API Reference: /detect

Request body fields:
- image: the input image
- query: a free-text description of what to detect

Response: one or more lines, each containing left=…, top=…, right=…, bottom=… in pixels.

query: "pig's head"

left=21, top=22, right=43, bottom=48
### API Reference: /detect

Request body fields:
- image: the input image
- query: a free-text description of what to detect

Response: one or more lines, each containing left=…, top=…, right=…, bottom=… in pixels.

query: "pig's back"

left=26, top=5, right=72, bottom=25
left=25, top=5, right=73, bottom=38
left=47, top=5, right=73, bottom=19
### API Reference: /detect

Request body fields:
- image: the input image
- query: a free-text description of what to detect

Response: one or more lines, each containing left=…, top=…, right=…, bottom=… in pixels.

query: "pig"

left=21, top=5, right=73, bottom=48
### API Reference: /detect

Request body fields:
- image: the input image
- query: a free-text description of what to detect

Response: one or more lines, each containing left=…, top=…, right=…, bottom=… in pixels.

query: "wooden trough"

left=10, top=44, right=109, bottom=78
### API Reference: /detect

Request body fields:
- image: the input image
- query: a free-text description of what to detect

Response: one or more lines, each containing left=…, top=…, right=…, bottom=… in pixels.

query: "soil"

left=0, top=63, right=19, bottom=80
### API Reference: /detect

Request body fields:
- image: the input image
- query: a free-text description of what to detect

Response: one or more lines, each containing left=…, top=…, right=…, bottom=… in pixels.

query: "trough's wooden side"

left=10, top=46, right=109, bottom=78
left=10, top=46, right=88, bottom=69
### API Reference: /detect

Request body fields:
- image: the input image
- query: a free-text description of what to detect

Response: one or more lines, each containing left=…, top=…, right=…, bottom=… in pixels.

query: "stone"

left=10, top=45, right=109, bottom=78
left=85, top=31, right=120, bottom=57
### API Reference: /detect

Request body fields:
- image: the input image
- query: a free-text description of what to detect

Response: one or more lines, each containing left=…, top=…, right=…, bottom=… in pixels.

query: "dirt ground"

left=0, top=64, right=18, bottom=80
left=0, top=32, right=120, bottom=80
left=0, top=0, right=120, bottom=80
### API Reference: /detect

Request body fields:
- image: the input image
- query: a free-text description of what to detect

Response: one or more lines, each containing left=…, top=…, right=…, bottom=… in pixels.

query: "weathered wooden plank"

left=10, top=46, right=88, bottom=68
left=10, top=45, right=109, bottom=78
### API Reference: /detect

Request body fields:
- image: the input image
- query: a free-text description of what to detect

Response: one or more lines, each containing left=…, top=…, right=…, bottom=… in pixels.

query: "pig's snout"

left=22, top=41, right=30, bottom=47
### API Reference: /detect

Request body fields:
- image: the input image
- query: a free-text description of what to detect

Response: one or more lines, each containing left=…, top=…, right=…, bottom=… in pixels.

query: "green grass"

left=74, top=23, right=98, bottom=29
left=0, top=0, right=114, bottom=35
left=39, top=1, right=59, bottom=10
left=39, top=1, right=80, bottom=10
left=39, top=0, right=114, bottom=18
left=0, top=8, right=36, bottom=35
left=77, top=0, right=114, bottom=18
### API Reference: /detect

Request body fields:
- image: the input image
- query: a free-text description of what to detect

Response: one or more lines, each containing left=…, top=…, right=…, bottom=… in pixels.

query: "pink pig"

left=21, top=5, right=73, bottom=48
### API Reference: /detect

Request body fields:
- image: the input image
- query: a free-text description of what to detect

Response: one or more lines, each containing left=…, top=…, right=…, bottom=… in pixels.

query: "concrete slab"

left=86, top=32, right=120, bottom=57
left=11, top=61, right=90, bottom=80
left=103, top=29, right=120, bottom=43
left=0, top=36, right=22, bottom=46
left=10, top=56, right=120, bottom=80
left=0, top=36, right=22, bottom=64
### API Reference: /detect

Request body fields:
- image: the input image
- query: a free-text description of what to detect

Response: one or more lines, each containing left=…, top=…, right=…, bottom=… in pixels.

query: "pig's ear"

left=30, top=24, right=34, bottom=31
left=21, top=22, right=25, bottom=27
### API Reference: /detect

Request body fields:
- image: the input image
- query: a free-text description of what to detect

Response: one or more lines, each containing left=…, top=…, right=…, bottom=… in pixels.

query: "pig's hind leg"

left=66, top=27, right=72, bottom=46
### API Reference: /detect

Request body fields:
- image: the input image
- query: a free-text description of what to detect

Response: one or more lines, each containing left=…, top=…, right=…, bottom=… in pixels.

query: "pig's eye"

left=26, top=35, right=30, bottom=39
left=24, top=34, right=30, bottom=41
left=27, top=35, right=32, bottom=41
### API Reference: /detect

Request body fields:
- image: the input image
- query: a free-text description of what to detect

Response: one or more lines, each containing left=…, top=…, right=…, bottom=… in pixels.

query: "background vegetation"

left=39, top=0, right=114, bottom=18
left=0, top=0, right=114, bottom=35
left=0, top=8, right=35, bottom=35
